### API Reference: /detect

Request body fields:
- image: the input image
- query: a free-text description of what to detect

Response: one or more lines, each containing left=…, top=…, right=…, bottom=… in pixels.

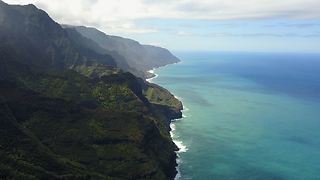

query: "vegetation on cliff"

left=64, top=25, right=180, bottom=78
left=0, top=1, right=182, bottom=179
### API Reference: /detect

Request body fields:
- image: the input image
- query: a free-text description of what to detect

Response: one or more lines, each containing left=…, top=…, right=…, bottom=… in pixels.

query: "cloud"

left=177, top=31, right=194, bottom=36
left=263, top=23, right=320, bottom=28
left=3, top=0, right=320, bottom=35
left=3, top=0, right=160, bottom=34
left=176, top=31, right=320, bottom=38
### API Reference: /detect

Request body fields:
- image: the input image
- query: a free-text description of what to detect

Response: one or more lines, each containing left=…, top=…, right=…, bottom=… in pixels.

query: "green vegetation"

left=145, top=84, right=182, bottom=109
left=0, top=68, right=178, bottom=179
left=68, top=26, right=180, bottom=78
left=145, top=83, right=183, bottom=121
left=0, top=1, right=182, bottom=179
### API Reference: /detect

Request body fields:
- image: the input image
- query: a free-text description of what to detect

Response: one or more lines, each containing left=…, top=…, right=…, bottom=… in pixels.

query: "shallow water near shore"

left=152, top=52, right=320, bottom=180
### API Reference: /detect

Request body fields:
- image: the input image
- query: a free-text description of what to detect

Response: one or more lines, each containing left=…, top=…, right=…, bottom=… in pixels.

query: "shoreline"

left=146, top=61, right=180, bottom=83
left=145, top=62, right=187, bottom=180
left=146, top=68, right=158, bottom=83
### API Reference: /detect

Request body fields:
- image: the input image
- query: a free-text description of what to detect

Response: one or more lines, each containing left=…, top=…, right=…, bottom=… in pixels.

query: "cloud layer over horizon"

left=3, top=0, right=320, bottom=52
left=3, top=0, right=320, bottom=34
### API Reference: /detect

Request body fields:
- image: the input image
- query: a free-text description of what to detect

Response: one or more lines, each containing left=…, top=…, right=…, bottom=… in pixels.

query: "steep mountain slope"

left=66, top=26, right=180, bottom=75
left=0, top=1, right=182, bottom=179
left=0, top=2, right=116, bottom=75
left=64, top=27, right=147, bottom=78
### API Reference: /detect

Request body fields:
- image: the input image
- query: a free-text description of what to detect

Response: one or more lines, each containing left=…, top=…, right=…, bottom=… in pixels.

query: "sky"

left=3, top=0, right=320, bottom=53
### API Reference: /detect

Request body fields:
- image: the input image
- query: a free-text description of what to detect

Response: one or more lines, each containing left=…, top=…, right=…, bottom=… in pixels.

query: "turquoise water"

left=151, top=52, right=320, bottom=180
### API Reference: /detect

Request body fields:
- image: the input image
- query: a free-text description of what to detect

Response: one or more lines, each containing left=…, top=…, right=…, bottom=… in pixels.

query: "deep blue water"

left=151, top=52, right=320, bottom=180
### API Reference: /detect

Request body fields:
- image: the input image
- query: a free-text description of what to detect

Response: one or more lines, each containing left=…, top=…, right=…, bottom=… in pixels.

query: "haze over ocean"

left=152, top=52, right=320, bottom=180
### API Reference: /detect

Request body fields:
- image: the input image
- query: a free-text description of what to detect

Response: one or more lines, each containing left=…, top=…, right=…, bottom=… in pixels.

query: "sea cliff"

left=0, top=1, right=182, bottom=179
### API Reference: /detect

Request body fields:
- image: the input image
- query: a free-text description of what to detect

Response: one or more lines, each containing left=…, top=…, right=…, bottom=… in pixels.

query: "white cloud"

left=177, top=31, right=193, bottom=36
left=176, top=31, right=320, bottom=38
left=3, top=0, right=320, bottom=34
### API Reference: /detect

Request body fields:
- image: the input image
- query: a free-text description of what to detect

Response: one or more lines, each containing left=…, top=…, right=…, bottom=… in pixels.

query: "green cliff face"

left=0, top=70, right=178, bottom=179
left=64, top=25, right=180, bottom=78
left=144, top=83, right=183, bottom=121
left=0, top=1, right=182, bottom=179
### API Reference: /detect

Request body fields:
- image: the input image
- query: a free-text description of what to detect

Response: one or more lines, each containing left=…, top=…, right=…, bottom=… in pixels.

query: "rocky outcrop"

left=145, top=83, right=183, bottom=121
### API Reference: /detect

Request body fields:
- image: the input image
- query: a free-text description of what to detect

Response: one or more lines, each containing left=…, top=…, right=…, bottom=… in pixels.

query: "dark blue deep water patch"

left=188, top=52, right=320, bottom=101
left=152, top=52, right=320, bottom=180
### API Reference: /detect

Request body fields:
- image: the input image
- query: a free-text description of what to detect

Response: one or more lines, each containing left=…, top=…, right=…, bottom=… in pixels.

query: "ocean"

left=149, top=52, right=320, bottom=180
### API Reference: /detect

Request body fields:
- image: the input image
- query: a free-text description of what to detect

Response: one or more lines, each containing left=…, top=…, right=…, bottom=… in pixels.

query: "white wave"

left=147, top=61, right=187, bottom=179
left=146, top=73, right=158, bottom=83
left=174, top=140, right=188, bottom=153
left=182, top=107, right=189, bottom=112
left=170, top=113, right=188, bottom=180
left=174, top=95, right=183, bottom=101
left=146, top=68, right=157, bottom=83
left=170, top=123, right=175, bottom=137
left=174, top=157, right=182, bottom=180
left=172, top=118, right=182, bottom=122
left=170, top=123, right=188, bottom=153
left=170, top=123, right=176, bottom=131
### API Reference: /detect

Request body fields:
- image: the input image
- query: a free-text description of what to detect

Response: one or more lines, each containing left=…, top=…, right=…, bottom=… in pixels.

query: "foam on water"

left=146, top=69, right=158, bottom=83
left=170, top=124, right=188, bottom=152
left=148, top=66, right=188, bottom=153
left=170, top=122, right=188, bottom=180
left=149, top=65, right=188, bottom=180
left=155, top=52, right=320, bottom=179
left=174, top=140, right=188, bottom=153
left=174, top=95, right=183, bottom=101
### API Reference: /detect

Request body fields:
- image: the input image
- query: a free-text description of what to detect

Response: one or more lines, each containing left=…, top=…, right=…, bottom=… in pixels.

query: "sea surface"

left=150, top=52, right=320, bottom=180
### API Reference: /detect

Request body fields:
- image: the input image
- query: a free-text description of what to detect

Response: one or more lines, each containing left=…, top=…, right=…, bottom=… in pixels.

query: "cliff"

left=64, top=25, right=180, bottom=78
left=0, top=1, right=182, bottom=179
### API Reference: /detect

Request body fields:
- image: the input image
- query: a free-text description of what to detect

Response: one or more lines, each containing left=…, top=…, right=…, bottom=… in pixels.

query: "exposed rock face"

left=0, top=1, right=182, bottom=179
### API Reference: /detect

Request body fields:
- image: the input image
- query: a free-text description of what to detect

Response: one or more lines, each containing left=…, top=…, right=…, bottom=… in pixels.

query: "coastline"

left=146, top=62, right=187, bottom=180
left=145, top=62, right=178, bottom=83
left=146, top=68, right=158, bottom=83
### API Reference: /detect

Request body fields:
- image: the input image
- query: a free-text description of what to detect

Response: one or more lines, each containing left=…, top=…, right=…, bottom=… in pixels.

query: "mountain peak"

left=0, top=0, right=7, bottom=8
left=0, top=2, right=181, bottom=179
left=25, top=3, right=37, bottom=8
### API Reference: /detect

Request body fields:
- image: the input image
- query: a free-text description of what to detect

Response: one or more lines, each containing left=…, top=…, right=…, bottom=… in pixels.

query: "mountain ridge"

left=64, top=25, right=180, bottom=78
left=0, top=1, right=182, bottom=179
